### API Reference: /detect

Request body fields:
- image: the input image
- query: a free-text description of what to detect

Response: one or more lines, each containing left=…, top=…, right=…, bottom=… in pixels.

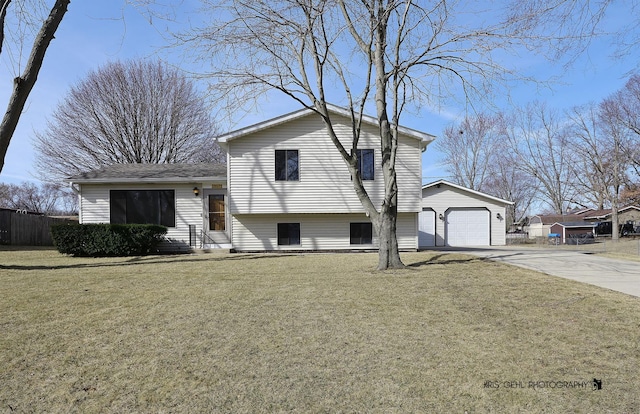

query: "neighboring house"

left=549, top=221, right=596, bottom=244
left=566, top=207, right=595, bottom=216
left=527, top=213, right=589, bottom=239
left=217, top=105, right=434, bottom=251
left=68, top=163, right=230, bottom=251
left=527, top=206, right=640, bottom=239
left=583, top=206, right=640, bottom=226
left=68, top=105, right=436, bottom=252
left=419, top=180, right=513, bottom=247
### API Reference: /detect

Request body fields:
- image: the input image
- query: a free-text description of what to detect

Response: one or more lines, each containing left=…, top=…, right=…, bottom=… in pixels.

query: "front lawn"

left=1, top=248, right=638, bottom=412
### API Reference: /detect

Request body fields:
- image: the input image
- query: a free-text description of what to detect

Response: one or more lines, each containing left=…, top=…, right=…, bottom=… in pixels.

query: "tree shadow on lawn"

left=1, top=250, right=486, bottom=272
left=0, top=252, right=297, bottom=272
left=406, top=253, right=488, bottom=268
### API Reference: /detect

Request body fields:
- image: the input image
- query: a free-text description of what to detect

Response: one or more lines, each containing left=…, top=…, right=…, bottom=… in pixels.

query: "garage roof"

left=422, top=180, right=514, bottom=205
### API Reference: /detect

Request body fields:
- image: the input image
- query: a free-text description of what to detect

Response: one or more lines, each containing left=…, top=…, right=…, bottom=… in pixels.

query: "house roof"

left=583, top=205, right=640, bottom=220
left=67, top=163, right=227, bottom=184
left=550, top=221, right=596, bottom=228
left=584, top=208, right=612, bottom=219
left=567, top=208, right=595, bottom=216
left=421, top=179, right=514, bottom=205
left=529, top=214, right=585, bottom=225
left=216, top=104, right=436, bottom=149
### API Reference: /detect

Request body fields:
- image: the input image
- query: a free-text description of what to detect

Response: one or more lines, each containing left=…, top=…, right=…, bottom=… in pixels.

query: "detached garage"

left=420, top=180, right=513, bottom=247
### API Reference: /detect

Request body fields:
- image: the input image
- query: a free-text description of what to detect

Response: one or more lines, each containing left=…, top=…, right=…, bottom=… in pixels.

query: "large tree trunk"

left=0, top=0, right=70, bottom=174
left=372, top=0, right=403, bottom=270
left=611, top=203, right=619, bottom=242
left=611, top=137, right=622, bottom=242
left=376, top=201, right=403, bottom=270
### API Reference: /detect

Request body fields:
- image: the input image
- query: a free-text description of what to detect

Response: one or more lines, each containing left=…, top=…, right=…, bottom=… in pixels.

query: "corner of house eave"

left=216, top=138, right=229, bottom=151
left=420, top=136, right=435, bottom=151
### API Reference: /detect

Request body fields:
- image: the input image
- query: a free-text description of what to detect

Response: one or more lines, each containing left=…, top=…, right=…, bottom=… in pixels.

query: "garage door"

left=418, top=210, right=436, bottom=247
left=446, top=208, right=490, bottom=246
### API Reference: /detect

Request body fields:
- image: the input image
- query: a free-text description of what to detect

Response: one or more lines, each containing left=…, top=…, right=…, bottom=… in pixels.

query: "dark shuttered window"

left=110, top=190, right=175, bottom=227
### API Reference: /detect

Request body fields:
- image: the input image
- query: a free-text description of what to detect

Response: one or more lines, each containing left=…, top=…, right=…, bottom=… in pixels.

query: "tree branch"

left=0, top=0, right=70, bottom=173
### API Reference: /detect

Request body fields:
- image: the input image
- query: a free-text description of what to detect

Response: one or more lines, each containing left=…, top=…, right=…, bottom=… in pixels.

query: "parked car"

left=594, top=221, right=635, bottom=237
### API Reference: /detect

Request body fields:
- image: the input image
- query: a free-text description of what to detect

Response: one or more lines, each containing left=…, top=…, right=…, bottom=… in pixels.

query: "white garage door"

left=446, top=208, right=490, bottom=246
left=418, top=210, right=436, bottom=247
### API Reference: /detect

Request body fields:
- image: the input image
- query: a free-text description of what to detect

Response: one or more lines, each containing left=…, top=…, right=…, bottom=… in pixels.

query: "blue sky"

left=0, top=1, right=637, bottom=187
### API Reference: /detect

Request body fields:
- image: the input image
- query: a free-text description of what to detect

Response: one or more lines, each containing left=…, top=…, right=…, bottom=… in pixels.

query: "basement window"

left=277, top=223, right=301, bottom=246
left=350, top=222, right=373, bottom=245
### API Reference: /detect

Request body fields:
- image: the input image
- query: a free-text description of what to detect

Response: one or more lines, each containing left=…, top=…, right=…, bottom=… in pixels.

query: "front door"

left=208, top=194, right=225, bottom=231
left=202, top=190, right=231, bottom=248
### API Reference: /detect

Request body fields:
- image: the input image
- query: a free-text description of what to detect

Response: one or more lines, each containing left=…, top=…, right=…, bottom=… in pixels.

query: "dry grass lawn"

left=1, top=247, right=639, bottom=412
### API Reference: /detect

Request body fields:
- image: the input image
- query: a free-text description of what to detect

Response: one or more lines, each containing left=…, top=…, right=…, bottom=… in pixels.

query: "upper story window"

left=275, top=149, right=299, bottom=181
left=356, top=149, right=374, bottom=180
left=110, top=190, right=175, bottom=227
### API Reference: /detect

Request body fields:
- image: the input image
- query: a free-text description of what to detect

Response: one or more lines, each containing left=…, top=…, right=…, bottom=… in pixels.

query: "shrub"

left=51, top=223, right=168, bottom=257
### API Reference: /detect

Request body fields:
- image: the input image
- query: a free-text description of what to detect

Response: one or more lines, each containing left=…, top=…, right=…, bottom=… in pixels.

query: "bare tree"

left=484, top=152, right=538, bottom=231
left=437, top=112, right=539, bottom=227
left=600, top=75, right=640, bottom=176
left=0, top=181, right=76, bottom=214
left=33, top=59, right=225, bottom=180
left=621, top=184, right=640, bottom=205
left=436, top=113, right=502, bottom=191
left=180, top=0, right=609, bottom=269
left=0, top=0, right=70, bottom=174
left=567, top=104, right=615, bottom=210
left=595, top=77, right=640, bottom=240
left=502, top=102, right=579, bottom=214
left=611, top=0, right=640, bottom=68
left=567, top=104, right=628, bottom=240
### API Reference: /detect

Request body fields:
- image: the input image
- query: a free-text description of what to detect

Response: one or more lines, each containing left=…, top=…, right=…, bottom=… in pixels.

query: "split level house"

left=68, top=105, right=512, bottom=252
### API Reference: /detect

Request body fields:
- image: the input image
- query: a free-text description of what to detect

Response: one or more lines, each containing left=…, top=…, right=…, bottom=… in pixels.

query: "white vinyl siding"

left=227, top=113, right=422, bottom=215
left=421, top=184, right=508, bottom=246
left=527, top=223, right=551, bottom=239
left=78, top=183, right=207, bottom=250
left=231, top=213, right=418, bottom=251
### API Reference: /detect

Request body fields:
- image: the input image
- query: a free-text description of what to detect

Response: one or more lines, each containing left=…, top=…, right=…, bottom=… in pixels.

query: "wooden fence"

left=0, top=210, right=76, bottom=246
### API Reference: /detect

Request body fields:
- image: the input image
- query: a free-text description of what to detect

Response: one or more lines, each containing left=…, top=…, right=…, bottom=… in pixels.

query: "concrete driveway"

left=434, top=246, right=640, bottom=298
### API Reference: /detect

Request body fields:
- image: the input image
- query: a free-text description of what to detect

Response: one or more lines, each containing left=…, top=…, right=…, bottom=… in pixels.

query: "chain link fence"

left=507, top=233, right=640, bottom=257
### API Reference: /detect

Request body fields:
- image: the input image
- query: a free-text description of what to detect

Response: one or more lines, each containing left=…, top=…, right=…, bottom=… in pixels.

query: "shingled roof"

left=67, top=163, right=226, bottom=183
left=530, top=214, right=584, bottom=225
left=583, top=206, right=640, bottom=220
